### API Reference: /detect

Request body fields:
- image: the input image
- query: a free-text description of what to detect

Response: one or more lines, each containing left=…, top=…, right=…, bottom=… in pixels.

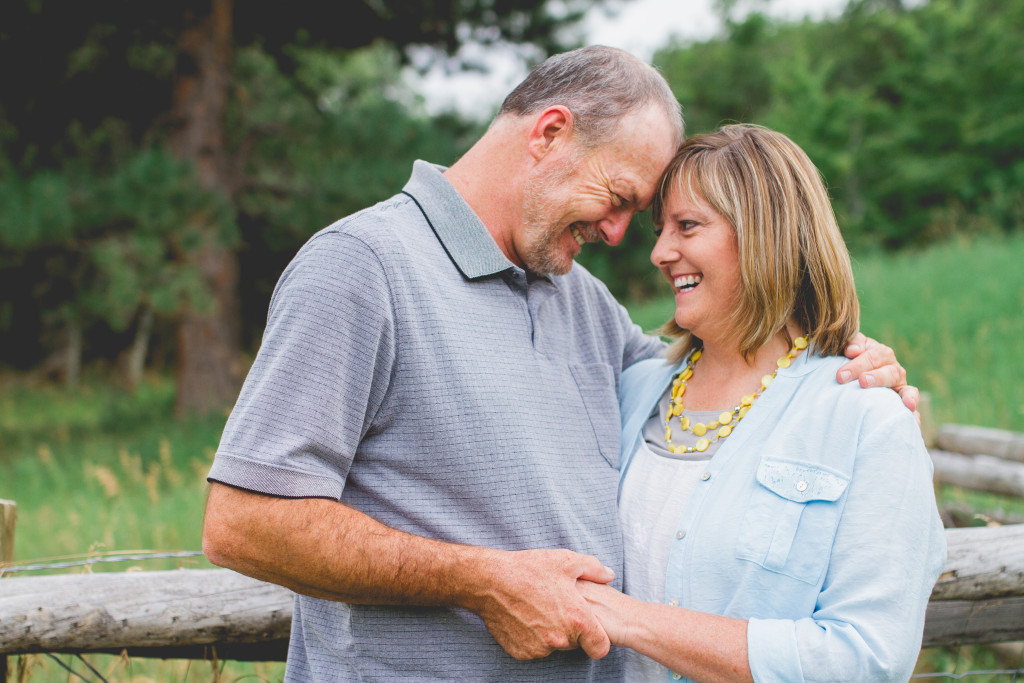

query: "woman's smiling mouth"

left=674, top=274, right=703, bottom=292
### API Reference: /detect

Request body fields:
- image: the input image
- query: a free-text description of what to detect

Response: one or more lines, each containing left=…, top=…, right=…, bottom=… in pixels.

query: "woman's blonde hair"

left=650, top=124, right=859, bottom=364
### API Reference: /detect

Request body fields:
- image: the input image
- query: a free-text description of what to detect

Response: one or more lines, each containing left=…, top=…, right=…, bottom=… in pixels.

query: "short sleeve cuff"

left=747, top=617, right=803, bottom=682
left=208, top=451, right=343, bottom=500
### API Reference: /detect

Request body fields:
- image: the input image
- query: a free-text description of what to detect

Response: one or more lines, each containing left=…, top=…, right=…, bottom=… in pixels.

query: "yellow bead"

left=695, top=438, right=710, bottom=452
left=681, top=368, right=693, bottom=381
left=692, top=350, right=702, bottom=361
left=719, top=411, right=733, bottom=425
left=665, top=427, right=672, bottom=440
left=777, top=356, right=791, bottom=369
left=740, top=394, right=754, bottom=406
left=761, top=374, right=773, bottom=389
left=738, top=405, right=750, bottom=418
left=672, top=404, right=683, bottom=417
left=794, top=336, right=808, bottom=349
left=708, top=421, right=719, bottom=430
left=693, top=423, right=707, bottom=436
left=718, top=425, right=732, bottom=438
left=676, top=384, right=686, bottom=397
left=674, top=395, right=684, bottom=407
left=679, top=416, right=691, bottom=430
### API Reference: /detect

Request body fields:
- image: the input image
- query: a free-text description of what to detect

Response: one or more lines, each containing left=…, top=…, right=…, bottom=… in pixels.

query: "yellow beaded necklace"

left=664, top=335, right=809, bottom=454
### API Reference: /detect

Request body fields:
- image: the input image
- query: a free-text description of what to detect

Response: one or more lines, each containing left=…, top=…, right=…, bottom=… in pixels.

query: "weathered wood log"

left=3, top=526, right=1024, bottom=659
left=937, top=424, right=1024, bottom=462
left=0, top=569, right=292, bottom=656
left=932, top=525, right=1024, bottom=601
left=931, top=448, right=1024, bottom=498
left=923, top=596, right=1024, bottom=648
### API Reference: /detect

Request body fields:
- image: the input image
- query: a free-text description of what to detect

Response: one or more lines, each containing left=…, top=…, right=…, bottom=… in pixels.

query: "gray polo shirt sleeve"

left=208, top=230, right=396, bottom=499
left=618, top=302, right=666, bottom=369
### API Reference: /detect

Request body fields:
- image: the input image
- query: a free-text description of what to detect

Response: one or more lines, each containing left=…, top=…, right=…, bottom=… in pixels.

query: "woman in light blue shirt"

left=577, top=124, right=946, bottom=682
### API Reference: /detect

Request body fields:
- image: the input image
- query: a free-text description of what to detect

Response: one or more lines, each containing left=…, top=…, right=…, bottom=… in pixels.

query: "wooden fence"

left=1, top=424, right=1023, bottom=666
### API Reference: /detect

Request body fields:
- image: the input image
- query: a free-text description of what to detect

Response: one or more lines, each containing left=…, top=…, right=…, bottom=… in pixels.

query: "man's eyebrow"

left=619, top=185, right=639, bottom=207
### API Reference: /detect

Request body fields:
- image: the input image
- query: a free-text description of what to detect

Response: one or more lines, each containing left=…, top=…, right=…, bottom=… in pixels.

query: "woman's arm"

left=592, top=386, right=945, bottom=682
left=577, top=580, right=753, bottom=683
left=744, top=405, right=946, bottom=681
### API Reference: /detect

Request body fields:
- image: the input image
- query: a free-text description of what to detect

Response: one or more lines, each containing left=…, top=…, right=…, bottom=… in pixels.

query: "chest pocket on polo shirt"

left=568, top=363, right=620, bottom=469
left=735, top=459, right=850, bottom=585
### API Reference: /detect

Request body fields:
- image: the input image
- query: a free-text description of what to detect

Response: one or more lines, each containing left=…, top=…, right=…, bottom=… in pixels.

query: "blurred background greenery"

left=1, top=0, right=1021, bottom=420
left=1, top=0, right=1022, bottom=679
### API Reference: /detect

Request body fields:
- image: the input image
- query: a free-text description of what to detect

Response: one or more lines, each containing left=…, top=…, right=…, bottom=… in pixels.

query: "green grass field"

left=1, top=233, right=1022, bottom=680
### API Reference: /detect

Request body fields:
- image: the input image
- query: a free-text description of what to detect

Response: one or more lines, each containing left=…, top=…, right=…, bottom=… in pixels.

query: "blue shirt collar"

left=402, top=160, right=514, bottom=280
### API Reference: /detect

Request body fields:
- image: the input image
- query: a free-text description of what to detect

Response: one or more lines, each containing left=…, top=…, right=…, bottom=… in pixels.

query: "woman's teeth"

left=674, top=274, right=703, bottom=291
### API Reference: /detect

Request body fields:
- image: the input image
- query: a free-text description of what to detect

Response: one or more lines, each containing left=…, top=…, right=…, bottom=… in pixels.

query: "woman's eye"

left=680, top=220, right=697, bottom=231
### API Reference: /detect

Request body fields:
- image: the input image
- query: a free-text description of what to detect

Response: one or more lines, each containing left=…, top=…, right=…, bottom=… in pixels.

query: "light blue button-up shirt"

left=619, top=350, right=947, bottom=682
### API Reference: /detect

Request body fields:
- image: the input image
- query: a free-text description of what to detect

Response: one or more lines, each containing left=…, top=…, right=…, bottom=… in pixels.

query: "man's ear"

left=526, top=106, right=575, bottom=161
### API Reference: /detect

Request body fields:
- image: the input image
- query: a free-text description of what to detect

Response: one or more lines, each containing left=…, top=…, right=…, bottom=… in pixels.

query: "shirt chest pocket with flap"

left=734, top=459, right=850, bottom=585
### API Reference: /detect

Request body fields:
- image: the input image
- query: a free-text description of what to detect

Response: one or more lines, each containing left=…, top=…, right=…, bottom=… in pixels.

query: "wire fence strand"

left=0, top=550, right=202, bottom=574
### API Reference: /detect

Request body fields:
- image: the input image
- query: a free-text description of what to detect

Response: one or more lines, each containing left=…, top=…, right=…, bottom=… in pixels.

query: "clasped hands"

left=470, top=547, right=628, bottom=661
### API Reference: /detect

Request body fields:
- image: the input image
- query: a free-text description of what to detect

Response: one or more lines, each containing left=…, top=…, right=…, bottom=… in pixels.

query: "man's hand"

left=465, top=548, right=614, bottom=661
left=838, top=332, right=919, bottom=414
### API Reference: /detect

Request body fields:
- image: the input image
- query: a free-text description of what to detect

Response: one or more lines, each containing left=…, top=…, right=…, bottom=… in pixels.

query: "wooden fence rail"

left=930, top=424, right=1024, bottom=499
left=2, top=424, right=1023, bottom=664
left=0, top=523, right=1022, bottom=660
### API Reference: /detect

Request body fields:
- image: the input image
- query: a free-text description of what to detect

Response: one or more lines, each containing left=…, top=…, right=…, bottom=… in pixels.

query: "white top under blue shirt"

left=618, top=349, right=948, bottom=682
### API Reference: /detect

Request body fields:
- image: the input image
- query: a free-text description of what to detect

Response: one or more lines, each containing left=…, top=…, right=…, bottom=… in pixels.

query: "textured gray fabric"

left=209, top=161, right=665, bottom=681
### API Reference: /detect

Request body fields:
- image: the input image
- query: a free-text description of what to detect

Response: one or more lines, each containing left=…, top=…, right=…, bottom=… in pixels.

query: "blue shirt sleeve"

left=747, top=399, right=946, bottom=682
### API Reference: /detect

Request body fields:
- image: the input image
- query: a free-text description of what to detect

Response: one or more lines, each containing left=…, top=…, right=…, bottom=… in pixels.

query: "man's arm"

left=202, top=482, right=614, bottom=660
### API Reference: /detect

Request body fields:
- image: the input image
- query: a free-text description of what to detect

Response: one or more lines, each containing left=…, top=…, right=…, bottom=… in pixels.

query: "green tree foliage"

left=0, top=0, right=594, bottom=405
left=655, top=0, right=1024, bottom=250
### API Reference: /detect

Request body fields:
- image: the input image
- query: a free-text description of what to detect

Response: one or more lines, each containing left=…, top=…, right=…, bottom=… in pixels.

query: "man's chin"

left=523, top=250, right=575, bottom=276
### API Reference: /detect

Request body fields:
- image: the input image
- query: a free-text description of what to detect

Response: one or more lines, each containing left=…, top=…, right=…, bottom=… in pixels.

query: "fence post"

left=1, top=498, right=15, bottom=682
left=919, top=391, right=936, bottom=448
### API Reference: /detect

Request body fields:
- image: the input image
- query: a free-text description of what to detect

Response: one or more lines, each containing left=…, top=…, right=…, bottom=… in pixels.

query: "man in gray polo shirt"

left=203, top=46, right=912, bottom=681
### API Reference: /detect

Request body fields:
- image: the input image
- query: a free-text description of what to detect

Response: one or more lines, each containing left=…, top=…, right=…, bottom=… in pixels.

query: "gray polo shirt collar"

left=402, top=160, right=516, bottom=280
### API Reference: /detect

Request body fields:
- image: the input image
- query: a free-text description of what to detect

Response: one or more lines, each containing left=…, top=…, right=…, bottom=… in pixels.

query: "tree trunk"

left=124, top=305, right=155, bottom=392
left=63, top=313, right=81, bottom=392
left=170, top=0, right=242, bottom=417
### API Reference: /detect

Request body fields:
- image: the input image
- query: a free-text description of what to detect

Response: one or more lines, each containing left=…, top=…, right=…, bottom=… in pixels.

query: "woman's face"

left=651, top=186, right=742, bottom=346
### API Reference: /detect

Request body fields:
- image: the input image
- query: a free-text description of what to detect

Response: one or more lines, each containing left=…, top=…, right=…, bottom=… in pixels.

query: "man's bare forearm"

left=202, top=481, right=615, bottom=659
left=203, top=482, right=492, bottom=608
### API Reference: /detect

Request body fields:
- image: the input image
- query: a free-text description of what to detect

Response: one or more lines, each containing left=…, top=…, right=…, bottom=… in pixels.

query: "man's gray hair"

left=497, top=45, right=684, bottom=148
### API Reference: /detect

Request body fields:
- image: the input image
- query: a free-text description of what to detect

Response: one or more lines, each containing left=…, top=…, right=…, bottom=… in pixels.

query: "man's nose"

left=598, top=210, right=632, bottom=246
